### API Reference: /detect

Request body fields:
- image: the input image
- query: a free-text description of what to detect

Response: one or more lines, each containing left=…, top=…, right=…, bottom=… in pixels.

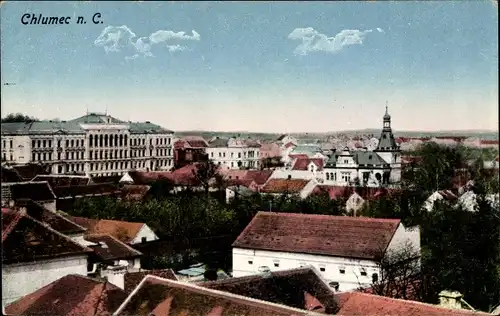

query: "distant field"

left=176, top=130, right=499, bottom=142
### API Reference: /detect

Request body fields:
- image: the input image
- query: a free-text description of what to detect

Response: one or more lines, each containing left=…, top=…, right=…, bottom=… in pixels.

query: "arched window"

left=104, top=135, right=108, bottom=147
left=99, top=135, right=103, bottom=147
left=89, top=135, right=93, bottom=147
left=114, top=135, right=118, bottom=147
left=119, top=135, right=123, bottom=146
left=124, top=135, right=128, bottom=146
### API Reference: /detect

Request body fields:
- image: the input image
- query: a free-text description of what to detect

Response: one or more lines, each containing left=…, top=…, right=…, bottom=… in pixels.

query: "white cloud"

left=167, top=44, right=187, bottom=53
left=288, top=27, right=383, bottom=56
left=94, top=25, right=200, bottom=59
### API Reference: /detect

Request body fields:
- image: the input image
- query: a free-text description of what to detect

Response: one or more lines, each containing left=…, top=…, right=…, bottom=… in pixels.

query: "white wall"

left=270, top=169, right=316, bottom=180
left=386, top=223, right=421, bottom=256
left=130, top=224, right=159, bottom=244
left=2, top=255, right=88, bottom=306
left=232, top=248, right=380, bottom=292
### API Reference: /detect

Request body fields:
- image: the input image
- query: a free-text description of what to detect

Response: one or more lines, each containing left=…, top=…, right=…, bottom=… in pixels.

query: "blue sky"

left=1, top=1, right=498, bottom=133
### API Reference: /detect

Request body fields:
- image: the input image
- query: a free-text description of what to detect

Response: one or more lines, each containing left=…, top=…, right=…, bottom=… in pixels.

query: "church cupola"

left=375, top=105, right=398, bottom=152
left=383, top=106, right=391, bottom=129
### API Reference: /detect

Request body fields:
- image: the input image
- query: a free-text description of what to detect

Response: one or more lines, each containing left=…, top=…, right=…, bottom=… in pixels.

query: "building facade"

left=321, top=108, right=402, bottom=187
left=232, top=212, right=421, bottom=292
left=206, top=136, right=261, bottom=170
left=1, top=113, right=174, bottom=177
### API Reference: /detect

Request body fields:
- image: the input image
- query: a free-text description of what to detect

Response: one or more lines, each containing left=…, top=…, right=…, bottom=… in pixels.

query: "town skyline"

left=1, top=1, right=498, bottom=133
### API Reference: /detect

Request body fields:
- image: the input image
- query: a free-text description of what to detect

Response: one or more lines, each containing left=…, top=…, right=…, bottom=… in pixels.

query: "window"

left=372, top=273, right=379, bottom=283
left=326, top=173, right=330, bottom=180
left=273, top=260, right=280, bottom=267
left=360, top=268, right=367, bottom=276
left=238, top=152, right=241, bottom=158
left=329, top=281, right=340, bottom=291
left=319, top=265, right=326, bottom=272
left=248, top=260, right=253, bottom=265
left=141, top=237, right=147, bottom=243
left=9, top=140, right=13, bottom=148
left=339, top=267, right=346, bottom=274
left=344, top=159, right=348, bottom=164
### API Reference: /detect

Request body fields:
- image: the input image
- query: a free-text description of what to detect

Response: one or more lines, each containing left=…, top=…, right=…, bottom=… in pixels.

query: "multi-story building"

left=0, top=113, right=174, bottom=177
left=322, top=108, right=402, bottom=187
left=206, top=136, right=261, bottom=170
left=173, top=136, right=209, bottom=169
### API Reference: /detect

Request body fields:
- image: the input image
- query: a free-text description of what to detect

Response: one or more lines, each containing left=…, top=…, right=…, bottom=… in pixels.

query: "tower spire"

left=385, top=101, right=388, bottom=115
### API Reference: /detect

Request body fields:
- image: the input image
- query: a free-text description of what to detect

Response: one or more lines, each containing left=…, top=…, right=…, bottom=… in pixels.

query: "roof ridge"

left=344, top=291, right=490, bottom=315
left=25, top=213, right=94, bottom=253
left=88, top=233, right=143, bottom=256
left=114, top=275, right=327, bottom=316
left=257, top=211, right=401, bottom=223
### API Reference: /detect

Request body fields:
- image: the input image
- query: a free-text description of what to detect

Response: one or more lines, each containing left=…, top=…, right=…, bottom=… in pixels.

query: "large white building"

left=1, top=113, right=174, bottom=177
left=232, top=212, right=421, bottom=292
left=206, top=136, right=261, bottom=170
left=322, top=108, right=402, bottom=187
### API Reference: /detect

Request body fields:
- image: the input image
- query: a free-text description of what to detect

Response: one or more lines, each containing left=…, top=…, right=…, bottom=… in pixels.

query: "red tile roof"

left=335, top=292, right=490, bottom=316
left=312, top=185, right=352, bottom=200
left=288, top=154, right=309, bottom=160
left=200, top=267, right=337, bottom=313
left=115, top=275, right=320, bottom=315
left=85, top=234, right=142, bottom=261
left=14, top=199, right=86, bottom=235
left=5, top=274, right=127, bottom=316
left=260, top=179, right=310, bottom=194
left=2, top=209, right=93, bottom=264
left=68, top=216, right=147, bottom=243
left=232, top=212, right=400, bottom=260
left=245, top=170, right=273, bottom=185
left=124, top=269, right=178, bottom=294
left=479, top=140, right=499, bottom=145
left=292, top=158, right=324, bottom=171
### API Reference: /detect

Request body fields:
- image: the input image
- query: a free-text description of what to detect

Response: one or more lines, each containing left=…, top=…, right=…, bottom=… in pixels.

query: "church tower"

left=374, top=105, right=401, bottom=183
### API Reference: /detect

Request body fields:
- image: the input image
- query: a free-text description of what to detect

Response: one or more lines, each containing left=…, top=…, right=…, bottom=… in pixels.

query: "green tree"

left=1, top=113, right=39, bottom=123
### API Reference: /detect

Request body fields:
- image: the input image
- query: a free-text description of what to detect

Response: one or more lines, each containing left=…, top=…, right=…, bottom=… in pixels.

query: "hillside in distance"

left=176, top=129, right=499, bottom=141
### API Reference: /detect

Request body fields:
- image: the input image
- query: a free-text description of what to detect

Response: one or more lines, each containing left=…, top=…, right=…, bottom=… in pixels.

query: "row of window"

left=89, top=161, right=129, bottom=171
left=90, top=150, right=128, bottom=160
left=325, top=172, right=338, bottom=181
left=210, top=151, right=258, bottom=159
left=32, top=139, right=87, bottom=149
left=2, top=153, right=13, bottom=161
left=89, top=134, right=127, bottom=147
left=2, top=140, right=13, bottom=149
left=57, top=163, right=85, bottom=174
left=246, top=259, right=378, bottom=282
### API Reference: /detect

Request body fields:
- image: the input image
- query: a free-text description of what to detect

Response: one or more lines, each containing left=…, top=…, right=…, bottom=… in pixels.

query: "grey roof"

left=376, top=131, right=398, bottom=151
left=291, top=145, right=322, bottom=154
left=208, top=138, right=229, bottom=148
left=1, top=114, right=173, bottom=135
left=128, top=122, right=173, bottom=134
left=324, top=151, right=388, bottom=168
left=1, top=121, right=84, bottom=135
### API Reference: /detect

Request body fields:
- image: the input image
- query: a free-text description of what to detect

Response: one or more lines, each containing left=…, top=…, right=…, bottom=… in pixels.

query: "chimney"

left=105, top=263, right=128, bottom=290
left=438, top=290, right=464, bottom=310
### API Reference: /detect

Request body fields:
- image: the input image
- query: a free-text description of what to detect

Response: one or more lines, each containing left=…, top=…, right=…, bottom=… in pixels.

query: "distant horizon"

left=1, top=112, right=498, bottom=135
left=1, top=2, right=498, bottom=132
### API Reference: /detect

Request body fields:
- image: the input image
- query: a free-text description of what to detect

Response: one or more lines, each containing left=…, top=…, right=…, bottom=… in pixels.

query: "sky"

left=1, top=1, right=498, bottom=133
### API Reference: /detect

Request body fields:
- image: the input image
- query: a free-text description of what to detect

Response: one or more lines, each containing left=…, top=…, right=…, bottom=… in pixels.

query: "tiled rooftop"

left=200, top=266, right=337, bottom=313
left=115, top=275, right=325, bottom=316
left=31, top=174, right=92, bottom=187
left=232, top=212, right=400, bottom=260
left=85, top=234, right=143, bottom=262
left=2, top=209, right=92, bottom=264
left=335, top=292, right=490, bottom=316
left=260, top=179, right=310, bottom=194
left=124, top=269, right=178, bottom=294
left=5, top=274, right=127, bottom=316
left=53, top=183, right=121, bottom=199
left=2, top=181, right=56, bottom=202
left=68, top=216, right=146, bottom=243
